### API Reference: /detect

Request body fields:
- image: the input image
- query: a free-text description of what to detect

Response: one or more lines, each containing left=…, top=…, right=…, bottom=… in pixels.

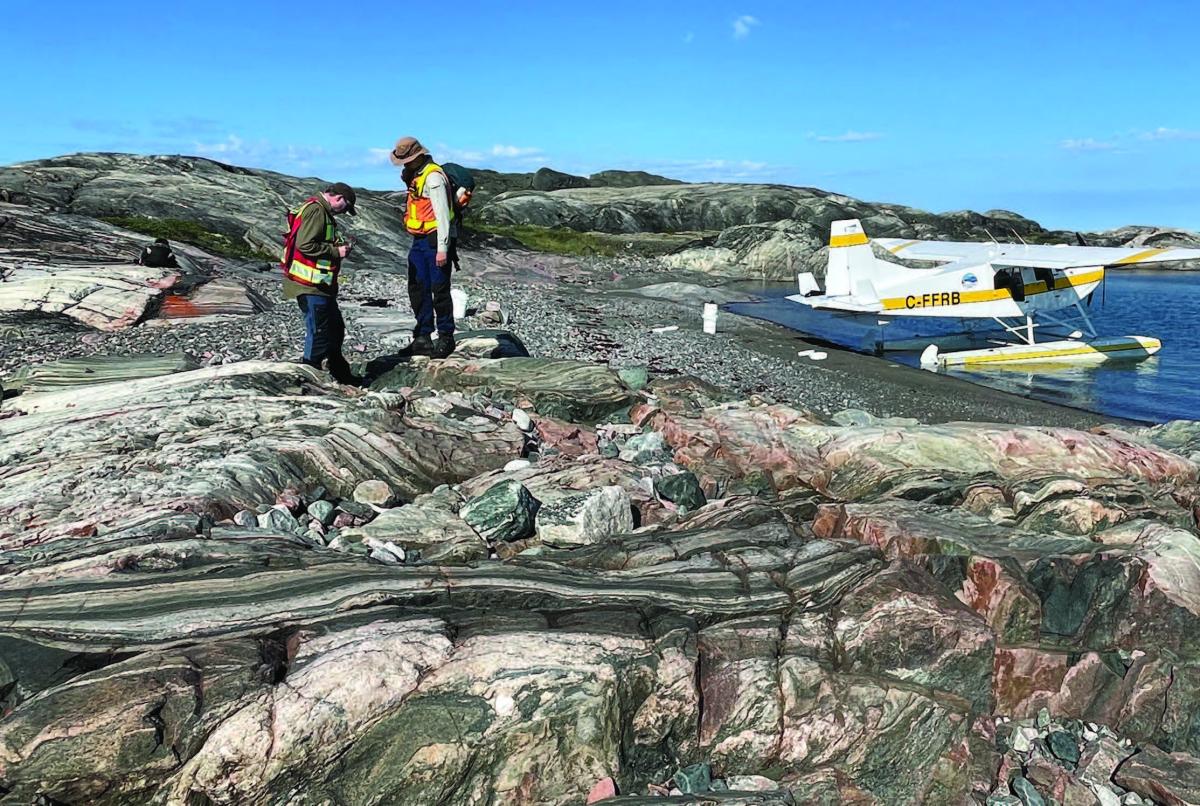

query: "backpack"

left=279, top=198, right=316, bottom=273
left=441, top=162, right=475, bottom=217
left=140, top=242, right=178, bottom=268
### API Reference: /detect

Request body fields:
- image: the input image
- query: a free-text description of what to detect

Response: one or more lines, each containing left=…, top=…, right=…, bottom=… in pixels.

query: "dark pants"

left=408, top=235, right=454, bottom=337
left=297, top=294, right=352, bottom=380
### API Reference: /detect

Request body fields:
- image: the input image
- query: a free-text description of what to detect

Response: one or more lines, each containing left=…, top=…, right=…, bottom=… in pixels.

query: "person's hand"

left=338, top=243, right=353, bottom=259
left=436, top=251, right=448, bottom=267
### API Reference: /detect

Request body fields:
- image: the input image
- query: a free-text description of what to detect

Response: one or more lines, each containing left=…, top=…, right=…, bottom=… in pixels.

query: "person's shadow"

left=360, top=328, right=530, bottom=388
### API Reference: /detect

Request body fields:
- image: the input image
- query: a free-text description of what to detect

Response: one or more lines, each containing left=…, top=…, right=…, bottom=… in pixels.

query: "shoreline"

left=721, top=307, right=1141, bottom=428
left=456, top=258, right=1136, bottom=430
left=0, top=249, right=1149, bottom=430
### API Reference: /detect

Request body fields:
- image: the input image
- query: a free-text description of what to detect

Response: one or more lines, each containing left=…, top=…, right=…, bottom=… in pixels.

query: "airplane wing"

left=874, top=237, right=1200, bottom=268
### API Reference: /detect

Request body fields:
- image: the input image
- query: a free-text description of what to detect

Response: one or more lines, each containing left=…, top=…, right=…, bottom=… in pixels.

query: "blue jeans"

left=297, top=294, right=351, bottom=379
left=408, top=236, right=454, bottom=337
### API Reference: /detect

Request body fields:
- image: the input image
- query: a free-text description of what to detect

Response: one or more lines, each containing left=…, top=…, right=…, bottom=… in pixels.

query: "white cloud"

left=193, top=134, right=245, bottom=155
left=639, top=157, right=777, bottom=182
left=439, top=147, right=487, bottom=163
left=1060, top=137, right=1118, bottom=152
left=490, top=144, right=542, bottom=158
left=1139, top=127, right=1200, bottom=141
left=191, top=134, right=395, bottom=177
left=809, top=131, right=883, bottom=143
left=732, top=15, right=759, bottom=39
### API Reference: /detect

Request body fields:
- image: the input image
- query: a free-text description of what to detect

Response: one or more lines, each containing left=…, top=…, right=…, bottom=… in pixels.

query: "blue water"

left=727, top=270, right=1200, bottom=424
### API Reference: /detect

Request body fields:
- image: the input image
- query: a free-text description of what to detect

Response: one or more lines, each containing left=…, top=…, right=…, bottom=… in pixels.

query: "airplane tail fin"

left=824, top=219, right=878, bottom=297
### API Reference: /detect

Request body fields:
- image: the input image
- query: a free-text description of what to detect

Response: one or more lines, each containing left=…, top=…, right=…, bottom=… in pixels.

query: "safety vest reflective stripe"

left=287, top=257, right=335, bottom=286
left=285, top=199, right=338, bottom=286
left=405, top=162, right=455, bottom=235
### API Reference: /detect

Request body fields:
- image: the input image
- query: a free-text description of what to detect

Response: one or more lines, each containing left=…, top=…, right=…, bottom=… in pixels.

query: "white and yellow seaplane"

left=790, top=219, right=1200, bottom=367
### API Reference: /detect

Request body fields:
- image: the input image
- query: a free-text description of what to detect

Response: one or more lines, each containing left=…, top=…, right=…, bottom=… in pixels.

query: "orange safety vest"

left=405, top=162, right=455, bottom=236
left=282, top=198, right=340, bottom=287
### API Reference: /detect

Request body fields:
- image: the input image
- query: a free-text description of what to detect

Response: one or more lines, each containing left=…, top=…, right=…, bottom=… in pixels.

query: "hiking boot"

left=408, top=335, right=434, bottom=356
left=432, top=334, right=456, bottom=359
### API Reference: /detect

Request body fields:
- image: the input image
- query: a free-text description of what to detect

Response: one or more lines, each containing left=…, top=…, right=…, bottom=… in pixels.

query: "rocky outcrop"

left=0, top=204, right=180, bottom=329
left=477, top=182, right=1200, bottom=278
left=2, top=352, right=198, bottom=393
left=468, top=167, right=682, bottom=206
left=659, top=220, right=829, bottom=279
left=0, top=202, right=270, bottom=331
left=0, top=352, right=1198, bottom=803
left=0, top=153, right=411, bottom=265
left=8, top=154, right=1197, bottom=286
left=5, top=151, right=1200, bottom=805
left=374, top=355, right=637, bottom=423
left=0, top=155, right=685, bottom=263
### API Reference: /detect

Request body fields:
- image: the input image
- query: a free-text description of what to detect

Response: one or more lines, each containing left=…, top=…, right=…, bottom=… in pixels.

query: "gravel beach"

left=1, top=246, right=1123, bottom=429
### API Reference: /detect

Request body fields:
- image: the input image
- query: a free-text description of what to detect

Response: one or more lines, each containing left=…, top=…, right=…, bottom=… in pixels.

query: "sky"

left=3, top=0, right=1199, bottom=232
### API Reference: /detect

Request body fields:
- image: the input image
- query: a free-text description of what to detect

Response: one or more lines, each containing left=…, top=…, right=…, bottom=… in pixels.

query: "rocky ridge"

left=7, top=153, right=1199, bottom=283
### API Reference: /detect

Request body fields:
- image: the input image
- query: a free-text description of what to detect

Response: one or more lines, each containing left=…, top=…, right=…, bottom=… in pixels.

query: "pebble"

left=353, top=479, right=395, bottom=507
left=512, top=408, right=533, bottom=432
left=307, top=499, right=336, bottom=526
left=1011, top=776, right=1046, bottom=806
left=258, top=506, right=300, bottom=533
left=275, top=491, right=303, bottom=513
left=503, top=459, right=531, bottom=473
left=1047, top=730, right=1080, bottom=765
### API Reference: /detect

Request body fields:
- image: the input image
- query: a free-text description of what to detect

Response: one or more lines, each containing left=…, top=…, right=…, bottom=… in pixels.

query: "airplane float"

left=790, top=219, right=1200, bottom=367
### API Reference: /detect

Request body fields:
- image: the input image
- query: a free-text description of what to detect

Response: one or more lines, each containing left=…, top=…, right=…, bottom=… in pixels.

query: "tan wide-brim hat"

left=389, top=136, right=429, bottom=166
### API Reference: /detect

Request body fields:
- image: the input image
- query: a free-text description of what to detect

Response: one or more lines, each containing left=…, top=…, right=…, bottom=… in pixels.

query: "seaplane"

left=790, top=219, right=1200, bottom=367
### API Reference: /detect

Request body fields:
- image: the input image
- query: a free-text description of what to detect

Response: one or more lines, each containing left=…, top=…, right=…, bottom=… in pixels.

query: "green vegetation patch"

left=468, top=223, right=711, bottom=258
left=102, top=216, right=276, bottom=261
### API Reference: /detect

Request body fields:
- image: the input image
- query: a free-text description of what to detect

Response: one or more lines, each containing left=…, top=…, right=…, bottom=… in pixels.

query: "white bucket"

left=702, top=302, right=718, bottom=335
left=450, top=287, right=468, bottom=319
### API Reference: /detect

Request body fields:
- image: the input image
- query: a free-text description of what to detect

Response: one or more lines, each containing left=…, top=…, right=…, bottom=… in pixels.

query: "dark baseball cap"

left=324, top=182, right=358, bottom=215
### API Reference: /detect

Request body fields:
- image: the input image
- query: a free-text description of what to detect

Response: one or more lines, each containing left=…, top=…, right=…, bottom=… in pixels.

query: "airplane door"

left=1017, top=270, right=1030, bottom=301
left=995, top=268, right=1025, bottom=301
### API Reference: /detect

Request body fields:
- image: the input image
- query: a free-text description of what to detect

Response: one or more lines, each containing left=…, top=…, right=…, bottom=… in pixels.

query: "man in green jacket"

left=281, top=182, right=358, bottom=384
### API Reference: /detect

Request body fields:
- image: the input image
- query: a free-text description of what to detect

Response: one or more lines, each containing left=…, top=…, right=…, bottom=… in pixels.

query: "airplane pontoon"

left=790, top=220, right=1200, bottom=367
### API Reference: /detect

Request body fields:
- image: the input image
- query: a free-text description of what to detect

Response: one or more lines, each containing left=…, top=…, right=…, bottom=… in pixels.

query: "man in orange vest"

left=281, top=182, right=358, bottom=383
left=391, top=136, right=456, bottom=358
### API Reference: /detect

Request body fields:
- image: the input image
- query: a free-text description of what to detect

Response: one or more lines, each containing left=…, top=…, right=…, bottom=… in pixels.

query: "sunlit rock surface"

left=0, top=356, right=1198, bottom=804
left=4, top=154, right=1200, bottom=804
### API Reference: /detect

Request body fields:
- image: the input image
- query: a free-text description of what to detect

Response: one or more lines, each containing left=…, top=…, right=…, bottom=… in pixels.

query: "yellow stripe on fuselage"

left=888, top=240, right=921, bottom=254
left=830, top=232, right=869, bottom=248
left=879, top=268, right=1105, bottom=311
left=1111, top=247, right=1169, bottom=265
